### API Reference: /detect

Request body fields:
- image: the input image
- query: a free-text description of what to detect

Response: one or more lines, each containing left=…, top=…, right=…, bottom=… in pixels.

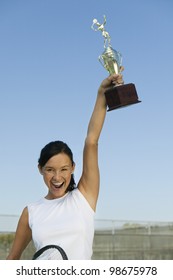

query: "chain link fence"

left=1, top=215, right=173, bottom=259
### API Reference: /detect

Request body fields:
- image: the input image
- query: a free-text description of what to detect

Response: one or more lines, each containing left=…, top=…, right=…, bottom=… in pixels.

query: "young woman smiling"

left=6, top=73, right=123, bottom=260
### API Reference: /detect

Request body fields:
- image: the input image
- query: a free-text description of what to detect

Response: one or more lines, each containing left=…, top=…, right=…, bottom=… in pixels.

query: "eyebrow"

left=44, top=164, right=71, bottom=168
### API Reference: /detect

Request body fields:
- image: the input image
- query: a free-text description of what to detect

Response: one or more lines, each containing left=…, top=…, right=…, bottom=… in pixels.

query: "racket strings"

left=37, top=248, right=62, bottom=260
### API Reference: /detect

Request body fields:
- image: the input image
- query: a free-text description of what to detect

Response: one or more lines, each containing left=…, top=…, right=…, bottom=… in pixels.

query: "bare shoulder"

left=21, top=206, right=29, bottom=220
left=17, top=206, right=30, bottom=230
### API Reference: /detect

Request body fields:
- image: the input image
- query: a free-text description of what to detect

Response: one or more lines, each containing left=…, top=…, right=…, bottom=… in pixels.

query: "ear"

left=38, top=164, right=43, bottom=175
left=72, top=162, right=76, bottom=174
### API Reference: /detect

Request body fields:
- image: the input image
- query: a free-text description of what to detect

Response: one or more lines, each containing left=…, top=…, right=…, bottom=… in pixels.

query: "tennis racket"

left=32, top=244, right=68, bottom=260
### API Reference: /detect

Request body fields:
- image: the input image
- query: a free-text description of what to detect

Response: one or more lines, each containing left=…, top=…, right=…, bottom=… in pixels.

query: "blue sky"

left=0, top=0, right=173, bottom=229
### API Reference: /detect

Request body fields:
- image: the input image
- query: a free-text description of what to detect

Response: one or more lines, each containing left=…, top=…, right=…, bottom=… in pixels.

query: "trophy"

left=91, top=16, right=141, bottom=111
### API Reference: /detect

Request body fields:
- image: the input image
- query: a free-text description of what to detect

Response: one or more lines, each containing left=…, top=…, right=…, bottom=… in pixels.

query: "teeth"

left=54, top=182, right=63, bottom=186
left=52, top=182, right=64, bottom=188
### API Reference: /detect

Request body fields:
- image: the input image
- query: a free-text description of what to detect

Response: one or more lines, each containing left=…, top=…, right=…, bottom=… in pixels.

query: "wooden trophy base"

left=105, top=83, right=141, bottom=111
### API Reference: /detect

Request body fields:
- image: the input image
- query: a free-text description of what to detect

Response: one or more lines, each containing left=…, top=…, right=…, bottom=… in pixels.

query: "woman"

left=6, top=73, right=123, bottom=260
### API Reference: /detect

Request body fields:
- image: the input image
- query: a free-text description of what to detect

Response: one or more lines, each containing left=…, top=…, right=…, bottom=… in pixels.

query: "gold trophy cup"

left=92, top=16, right=141, bottom=111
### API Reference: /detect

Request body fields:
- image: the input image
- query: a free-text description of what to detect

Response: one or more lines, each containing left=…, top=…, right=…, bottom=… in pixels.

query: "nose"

left=52, top=170, right=62, bottom=180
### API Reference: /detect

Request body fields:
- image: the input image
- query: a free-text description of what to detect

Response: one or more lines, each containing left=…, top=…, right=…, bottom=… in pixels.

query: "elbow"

left=85, top=136, right=98, bottom=147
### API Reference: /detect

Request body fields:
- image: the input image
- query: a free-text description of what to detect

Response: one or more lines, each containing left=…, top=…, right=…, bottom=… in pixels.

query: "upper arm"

left=6, top=207, right=32, bottom=259
left=78, top=138, right=100, bottom=211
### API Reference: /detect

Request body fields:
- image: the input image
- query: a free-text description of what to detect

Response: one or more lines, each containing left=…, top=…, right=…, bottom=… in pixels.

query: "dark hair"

left=38, top=141, right=76, bottom=191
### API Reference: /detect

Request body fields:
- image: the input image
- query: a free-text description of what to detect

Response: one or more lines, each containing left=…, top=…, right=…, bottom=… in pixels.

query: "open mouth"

left=52, top=182, right=64, bottom=189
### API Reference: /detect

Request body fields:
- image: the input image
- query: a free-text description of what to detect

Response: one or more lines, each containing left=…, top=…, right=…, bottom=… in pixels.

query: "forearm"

left=86, top=73, right=124, bottom=144
left=86, top=90, right=107, bottom=144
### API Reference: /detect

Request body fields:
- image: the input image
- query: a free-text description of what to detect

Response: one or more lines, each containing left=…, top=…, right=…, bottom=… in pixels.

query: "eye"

left=47, top=168, right=52, bottom=172
left=61, top=167, right=70, bottom=173
left=44, top=168, right=54, bottom=173
left=61, top=168, right=68, bottom=171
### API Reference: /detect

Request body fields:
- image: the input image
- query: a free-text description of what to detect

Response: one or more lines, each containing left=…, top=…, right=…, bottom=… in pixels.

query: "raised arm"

left=78, top=73, right=123, bottom=211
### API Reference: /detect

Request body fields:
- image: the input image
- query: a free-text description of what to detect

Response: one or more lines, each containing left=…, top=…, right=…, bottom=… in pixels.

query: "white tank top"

left=28, top=188, right=95, bottom=260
